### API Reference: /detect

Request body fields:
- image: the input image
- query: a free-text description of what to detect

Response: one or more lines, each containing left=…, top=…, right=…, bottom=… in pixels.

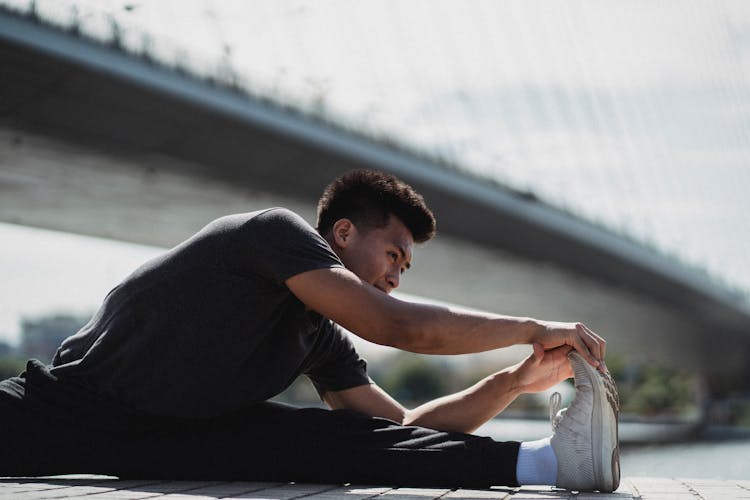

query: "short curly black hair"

left=317, top=169, right=436, bottom=243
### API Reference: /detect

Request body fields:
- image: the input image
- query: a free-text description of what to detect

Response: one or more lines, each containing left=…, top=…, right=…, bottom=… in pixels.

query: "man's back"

left=50, top=208, right=366, bottom=417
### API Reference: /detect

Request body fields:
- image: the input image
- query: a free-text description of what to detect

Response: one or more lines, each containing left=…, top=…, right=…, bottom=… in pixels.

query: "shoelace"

left=549, top=392, right=566, bottom=430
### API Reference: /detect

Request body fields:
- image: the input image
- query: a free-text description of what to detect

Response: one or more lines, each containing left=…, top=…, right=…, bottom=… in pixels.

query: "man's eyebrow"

left=397, top=244, right=411, bottom=270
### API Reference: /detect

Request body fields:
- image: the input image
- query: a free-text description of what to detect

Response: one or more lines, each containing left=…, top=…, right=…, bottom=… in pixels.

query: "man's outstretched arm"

left=286, top=266, right=606, bottom=368
left=323, top=343, right=574, bottom=434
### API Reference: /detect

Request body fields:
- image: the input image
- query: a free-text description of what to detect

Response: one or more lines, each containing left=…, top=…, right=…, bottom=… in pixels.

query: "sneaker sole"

left=569, top=352, right=621, bottom=492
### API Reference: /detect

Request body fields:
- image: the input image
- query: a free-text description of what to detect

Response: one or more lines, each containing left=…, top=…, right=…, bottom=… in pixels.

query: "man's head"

left=317, top=169, right=436, bottom=294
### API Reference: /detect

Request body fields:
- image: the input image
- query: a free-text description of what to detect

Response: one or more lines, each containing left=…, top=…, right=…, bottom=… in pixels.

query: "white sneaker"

left=550, top=352, right=620, bottom=492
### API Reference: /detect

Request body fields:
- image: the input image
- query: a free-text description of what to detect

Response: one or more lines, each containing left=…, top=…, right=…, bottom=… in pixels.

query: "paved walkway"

left=1, top=476, right=749, bottom=500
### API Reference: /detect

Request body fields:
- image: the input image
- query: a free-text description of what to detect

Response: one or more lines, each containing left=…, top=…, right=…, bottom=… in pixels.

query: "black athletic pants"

left=0, top=360, right=520, bottom=488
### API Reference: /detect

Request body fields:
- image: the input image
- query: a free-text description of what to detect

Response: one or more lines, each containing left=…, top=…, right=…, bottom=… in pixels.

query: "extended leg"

left=1, top=365, right=520, bottom=488
left=114, top=402, right=521, bottom=488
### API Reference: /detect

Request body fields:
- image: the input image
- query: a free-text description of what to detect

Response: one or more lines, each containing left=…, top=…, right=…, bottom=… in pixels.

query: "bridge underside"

left=6, top=125, right=744, bottom=380
left=0, top=11, right=748, bottom=388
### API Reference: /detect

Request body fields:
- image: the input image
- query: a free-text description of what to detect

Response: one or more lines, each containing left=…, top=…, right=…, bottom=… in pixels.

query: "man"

left=0, top=169, right=619, bottom=491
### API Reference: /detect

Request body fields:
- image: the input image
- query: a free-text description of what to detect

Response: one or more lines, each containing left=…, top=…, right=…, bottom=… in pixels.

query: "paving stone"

left=505, top=494, right=563, bottom=499
left=680, top=478, right=750, bottom=500
left=0, top=480, right=91, bottom=493
left=681, top=478, right=733, bottom=486
left=38, top=475, right=118, bottom=481
left=0, top=483, right=66, bottom=493
left=637, top=492, right=697, bottom=498
left=378, top=487, right=452, bottom=499
left=695, top=492, right=750, bottom=500
left=82, top=490, right=163, bottom=499
left=85, top=480, right=169, bottom=490
left=26, top=485, right=119, bottom=498
left=174, top=481, right=284, bottom=497
left=152, top=495, right=220, bottom=500
left=4, top=477, right=750, bottom=500
left=144, top=481, right=227, bottom=492
left=627, top=477, right=692, bottom=494
left=574, top=492, right=635, bottom=499
left=227, top=482, right=340, bottom=499
left=443, top=487, right=511, bottom=499
left=303, top=485, right=394, bottom=499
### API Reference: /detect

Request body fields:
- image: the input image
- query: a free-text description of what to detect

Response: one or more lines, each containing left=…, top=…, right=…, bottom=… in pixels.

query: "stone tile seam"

left=436, top=488, right=458, bottom=500
left=89, top=479, right=232, bottom=499
left=205, top=481, right=291, bottom=499
left=15, top=479, right=256, bottom=500
left=622, top=478, right=642, bottom=500
left=284, top=483, right=354, bottom=500
left=0, top=479, right=138, bottom=496
left=677, top=479, right=705, bottom=500
left=350, top=485, right=401, bottom=500
left=0, top=479, right=171, bottom=499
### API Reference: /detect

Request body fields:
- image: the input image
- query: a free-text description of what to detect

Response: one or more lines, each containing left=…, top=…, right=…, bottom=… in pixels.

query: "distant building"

left=0, top=340, right=13, bottom=356
left=19, top=313, right=89, bottom=363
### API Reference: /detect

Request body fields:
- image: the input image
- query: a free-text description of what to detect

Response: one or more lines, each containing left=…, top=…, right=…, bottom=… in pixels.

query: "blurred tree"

left=273, top=376, right=323, bottom=406
left=607, top=354, right=698, bottom=417
left=0, top=356, right=26, bottom=380
left=378, top=353, right=449, bottom=405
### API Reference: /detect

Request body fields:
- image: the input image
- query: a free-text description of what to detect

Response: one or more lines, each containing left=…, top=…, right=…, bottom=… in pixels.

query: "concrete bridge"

left=0, top=6, right=748, bottom=391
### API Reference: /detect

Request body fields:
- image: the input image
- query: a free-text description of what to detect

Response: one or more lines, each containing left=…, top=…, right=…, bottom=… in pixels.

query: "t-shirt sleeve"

left=306, top=321, right=371, bottom=397
left=231, top=207, right=345, bottom=284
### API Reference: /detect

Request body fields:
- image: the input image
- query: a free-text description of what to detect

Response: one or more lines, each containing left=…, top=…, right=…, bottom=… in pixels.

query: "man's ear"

left=331, top=219, right=356, bottom=249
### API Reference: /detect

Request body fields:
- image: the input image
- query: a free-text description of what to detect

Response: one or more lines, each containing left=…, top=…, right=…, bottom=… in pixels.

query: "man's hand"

left=530, top=320, right=607, bottom=372
left=511, top=343, right=574, bottom=394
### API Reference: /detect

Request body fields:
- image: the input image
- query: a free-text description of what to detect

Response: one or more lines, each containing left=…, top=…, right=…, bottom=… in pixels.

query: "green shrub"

left=378, top=354, right=449, bottom=404
left=0, top=356, right=26, bottom=380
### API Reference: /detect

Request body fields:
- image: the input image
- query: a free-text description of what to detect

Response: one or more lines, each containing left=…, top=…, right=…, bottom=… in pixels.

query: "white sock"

left=515, top=437, right=557, bottom=486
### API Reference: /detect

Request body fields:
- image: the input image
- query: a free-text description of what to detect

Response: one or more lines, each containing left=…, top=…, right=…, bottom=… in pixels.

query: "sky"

left=0, top=223, right=161, bottom=345
left=0, top=0, right=749, bottom=343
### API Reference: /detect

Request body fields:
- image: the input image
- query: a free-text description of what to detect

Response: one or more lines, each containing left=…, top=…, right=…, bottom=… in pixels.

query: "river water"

left=619, top=439, right=750, bottom=480
left=477, top=418, right=750, bottom=480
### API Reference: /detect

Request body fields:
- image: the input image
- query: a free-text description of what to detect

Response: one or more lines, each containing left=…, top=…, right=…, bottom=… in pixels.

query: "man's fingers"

left=580, top=324, right=605, bottom=355
left=532, top=342, right=544, bottom=362
left=541, top=321, right=607, bottom=372
left=586, top=324, right=607, bottom=360
left=575, top=323, right=608, bottom=372
left=574, top=340, right=600, bottom=369
left=572, top=324, right=601, bottom=368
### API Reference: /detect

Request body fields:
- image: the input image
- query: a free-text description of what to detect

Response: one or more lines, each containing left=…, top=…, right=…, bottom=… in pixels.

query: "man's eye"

left=388, top=252, right=398, bottom=261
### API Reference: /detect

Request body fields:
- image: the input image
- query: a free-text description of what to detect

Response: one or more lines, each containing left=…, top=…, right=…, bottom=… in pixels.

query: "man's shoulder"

left=228, top=207, right=309, bottom=228
left=218, top=207, right=331, bottom=258
left=212, top=207, right=310, bottom=233
left=252, top=207, right=308, bottom=223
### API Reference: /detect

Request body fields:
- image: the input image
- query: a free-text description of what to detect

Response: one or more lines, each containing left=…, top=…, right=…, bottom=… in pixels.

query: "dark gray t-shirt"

left=50, top=208, right=370, bottom=418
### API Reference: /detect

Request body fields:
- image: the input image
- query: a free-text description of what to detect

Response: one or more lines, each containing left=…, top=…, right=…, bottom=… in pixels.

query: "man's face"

left=331, top=215, right=414, bottom=294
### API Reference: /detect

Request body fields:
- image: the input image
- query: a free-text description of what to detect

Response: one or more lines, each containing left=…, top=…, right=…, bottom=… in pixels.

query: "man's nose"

left=387, top=269, right=400, bottom=290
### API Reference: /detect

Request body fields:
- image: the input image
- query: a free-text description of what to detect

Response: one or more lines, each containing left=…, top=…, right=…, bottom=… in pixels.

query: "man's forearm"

left=393, top=300, right=541, bottom=355
left=402, top=367, right=522, bottom=434
left=392, top=300, right=605, bottom=371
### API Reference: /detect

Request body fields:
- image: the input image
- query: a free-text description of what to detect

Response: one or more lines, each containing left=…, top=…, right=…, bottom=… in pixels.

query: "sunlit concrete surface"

left=1, top=476, right=750, bottom=499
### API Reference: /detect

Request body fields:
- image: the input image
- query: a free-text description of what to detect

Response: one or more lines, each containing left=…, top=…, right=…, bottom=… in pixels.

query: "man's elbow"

left=384, top=315, right=444, bottom=354
left=400, top=408, right=416, bottom=426
left=360, top=298, right=445, bottom=353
